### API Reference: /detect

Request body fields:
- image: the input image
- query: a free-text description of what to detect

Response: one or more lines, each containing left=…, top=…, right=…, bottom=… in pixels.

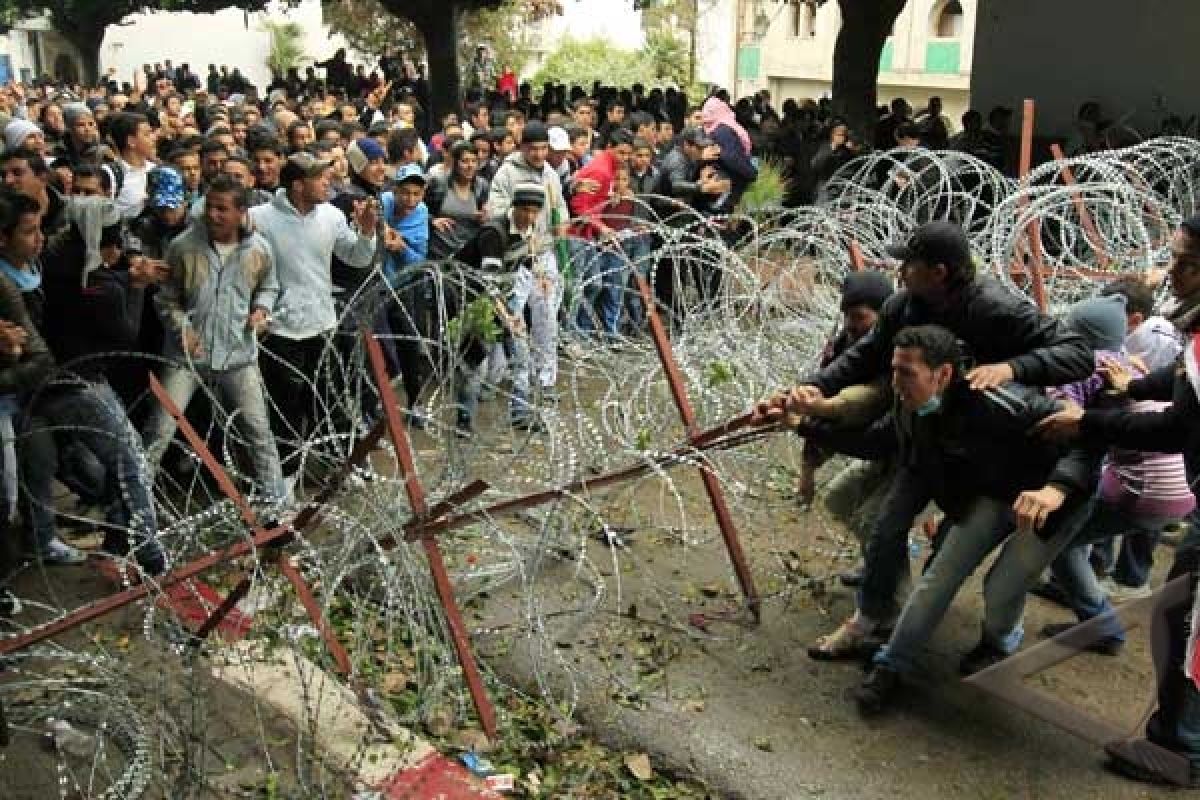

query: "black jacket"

left=0, top=275, right=53, bottom=398
left=811, top=380, right=1097, bottom=523
left=811, top=277, right=1094, bottom=396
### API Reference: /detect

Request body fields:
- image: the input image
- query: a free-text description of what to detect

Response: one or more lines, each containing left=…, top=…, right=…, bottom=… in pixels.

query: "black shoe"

left=854, top=665, right=901, bottom=716
left=0, top=587, right=22, bottom=616
left=959, top=640, right=1009, bottom=676
left=1040, top=622, right=1125, bottom=656
left=1029, top=579, right=1073, bottom=609
left=839, top=567, right=865, bottom=588
left=1104, top=739, right=1200, bottom=788
left=511, top=415, right=545, bottom=433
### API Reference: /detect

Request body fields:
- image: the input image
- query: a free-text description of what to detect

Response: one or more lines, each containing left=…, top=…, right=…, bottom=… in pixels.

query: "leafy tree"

left=322, top=0, right=541, bottom=89
left=262, top=19, right=306, bottom=77
left=531, top=38, right=649, bottom=92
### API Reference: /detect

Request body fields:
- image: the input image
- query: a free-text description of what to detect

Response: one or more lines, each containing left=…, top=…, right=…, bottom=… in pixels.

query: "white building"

left=698, top=0, right=976, bottom=122
left=99, top=0, right=359, bottom=91
left=0, top=13, right=86, bottom=84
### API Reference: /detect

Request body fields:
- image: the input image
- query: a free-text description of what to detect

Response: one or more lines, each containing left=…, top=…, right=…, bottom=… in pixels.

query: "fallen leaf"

left=682, top=700, right=706, bottom=713
left=381, top=672, right=409, bottom=695
left=624, top=752, right=654, bottom=782
left=753, top=736, right=773, bottom=752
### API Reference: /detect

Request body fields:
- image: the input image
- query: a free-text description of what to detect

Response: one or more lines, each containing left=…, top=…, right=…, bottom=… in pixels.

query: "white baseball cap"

left=547, top=125, right=571, bottom=152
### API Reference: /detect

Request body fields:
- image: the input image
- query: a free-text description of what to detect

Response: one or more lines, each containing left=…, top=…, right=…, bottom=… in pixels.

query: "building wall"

left=700, top=0, right=975, bottom=120
left=972, top=0, right=1195, bottom=138
left=99, top=0, right=359, bottom=91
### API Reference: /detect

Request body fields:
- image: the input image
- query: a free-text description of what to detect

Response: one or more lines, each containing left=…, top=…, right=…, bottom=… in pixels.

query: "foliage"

left=532, top=37, right=646, bottom=90
left=641, top=30, right=687, bottom=86
left=533, top=34, right=704, bottom=93
left=321, top=0, right=420, bottom=60
left=445, top=295, right=503, bottom=348
left=261, top=19, right=305, bottom=76
left=322, top=0, right=558, bottom=81
left=738, top=156, right=791, bottom=213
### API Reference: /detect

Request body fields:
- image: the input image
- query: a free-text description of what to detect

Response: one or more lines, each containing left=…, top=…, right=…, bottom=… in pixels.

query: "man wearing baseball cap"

left=249, top=150, right=378, bottom=490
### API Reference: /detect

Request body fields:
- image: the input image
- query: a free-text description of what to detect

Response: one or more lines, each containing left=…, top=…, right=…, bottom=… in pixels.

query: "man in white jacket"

left=249, top=152, right=377, bottom=485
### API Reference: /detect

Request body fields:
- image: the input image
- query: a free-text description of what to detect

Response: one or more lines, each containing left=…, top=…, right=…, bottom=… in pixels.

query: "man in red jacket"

left=570, top=127, right=633, bottom=336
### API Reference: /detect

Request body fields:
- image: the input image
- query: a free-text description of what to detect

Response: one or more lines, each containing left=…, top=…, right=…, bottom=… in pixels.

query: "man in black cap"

left=754, top=220, right=1093, bottom=663
left=486, top=120, right=568, bottom=237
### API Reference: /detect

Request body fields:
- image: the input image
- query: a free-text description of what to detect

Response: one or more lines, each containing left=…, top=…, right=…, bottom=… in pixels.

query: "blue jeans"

left=143, top=363, right=287, bottom=506
left=874, top=492, right=1093, bottom=675
left=21, top=384, right=163, bottom=570
left=622, top=234, right=653, bottom=331
left=1049, top=496, right=1176, bottom=639
left=857, top=467, right=930, bottom=623
left=875, top=496, right=1029, bottom=674
left=574, top=241, right=626, bottom=336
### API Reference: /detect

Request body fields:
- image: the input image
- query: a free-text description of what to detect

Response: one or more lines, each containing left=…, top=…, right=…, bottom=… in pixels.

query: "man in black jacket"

left=806, top=325, right=1096, bottom=715
left=756, top=221, right=1094, bottom=664
left=1035, top=217, right=1200, bottom=788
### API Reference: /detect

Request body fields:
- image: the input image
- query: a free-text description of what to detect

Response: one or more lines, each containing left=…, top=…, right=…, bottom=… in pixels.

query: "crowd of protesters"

left=0, top=48, right=1192, bottom=791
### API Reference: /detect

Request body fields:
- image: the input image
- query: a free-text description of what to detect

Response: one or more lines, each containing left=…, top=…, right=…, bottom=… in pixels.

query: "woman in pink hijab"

left=698, top=95, right=758, bottom=212
left=702, top=95, right=752, bottom=154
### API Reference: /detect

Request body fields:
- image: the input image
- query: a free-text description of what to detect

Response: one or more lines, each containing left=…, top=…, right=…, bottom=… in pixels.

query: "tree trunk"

left=393, top=2, right=463, bottom=131
left=57, top=24, right=102, bottom=86
left=831, top=0, right=906, bottom=142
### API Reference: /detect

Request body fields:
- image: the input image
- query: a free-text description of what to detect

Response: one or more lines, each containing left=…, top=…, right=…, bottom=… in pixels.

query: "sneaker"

left=1029, top=578, right=1073, bottom=609
left=839, top=566, right=865, bottom=588
left=38, top=538, right=87, bottom=566
left=1100, top=577, right=1153, bottom=604
left=959, top=640, right=1010, bottom=675
left=0, top=587, right=22, bottom=616
left=511, top=415, right=546, bottom=433
left=1104, top=739, right=1199, bottom=788
left=854, top=665, right=902, bottom=716
left=1040, top=622, right=1125, bottom=656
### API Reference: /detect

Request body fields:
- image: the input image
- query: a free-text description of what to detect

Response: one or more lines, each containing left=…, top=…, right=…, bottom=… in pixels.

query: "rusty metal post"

left=148, top=375, right=354, bottom=674
left=1018, top=98, right=1049, bottom=311
left=1049, top=142, right=1110, bottom=269
left=635, top=273, right=761, bottom=621
left=363, top=334, right=497, bottom=740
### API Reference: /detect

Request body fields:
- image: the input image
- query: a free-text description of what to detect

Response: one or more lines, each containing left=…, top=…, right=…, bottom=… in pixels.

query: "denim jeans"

left=1049, top=496, right=1176, bottom=639
left=143, top=363, right=287, bottom=505
left=574, top=240, right=626, bottom=337
left=857, top=467, right=931, bottom=623
left=825, top=459, right=912, bottom=610
left=622, top=234, right=654, bottom=331
left=875, top=496, right=1022, bottom=674
left=1145, top=513, right=1200, bottom=771
left=21, top=384, right=163, bottom=570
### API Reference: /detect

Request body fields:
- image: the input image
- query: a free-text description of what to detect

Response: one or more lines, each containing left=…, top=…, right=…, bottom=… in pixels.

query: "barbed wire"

left=1, top=136, right=1195, bottom=797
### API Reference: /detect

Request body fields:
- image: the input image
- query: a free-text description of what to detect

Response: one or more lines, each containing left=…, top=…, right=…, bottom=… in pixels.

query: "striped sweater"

left=1051, top=347, right=1194, bottom=519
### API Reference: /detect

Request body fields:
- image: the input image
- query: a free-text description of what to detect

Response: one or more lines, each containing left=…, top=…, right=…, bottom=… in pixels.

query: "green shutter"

left=924, top=41, right=961, bottom=74
left=878, top=40, right=894, bottom=73
left=737, top=46, right=761, bottom=80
